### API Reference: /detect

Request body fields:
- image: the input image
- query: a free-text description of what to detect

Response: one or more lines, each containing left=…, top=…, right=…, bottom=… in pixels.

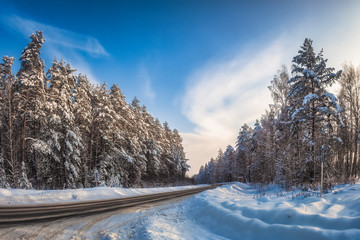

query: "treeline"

left=196, top=39, right=360, bottom=189
left=0, top=31, right=189, bottom=189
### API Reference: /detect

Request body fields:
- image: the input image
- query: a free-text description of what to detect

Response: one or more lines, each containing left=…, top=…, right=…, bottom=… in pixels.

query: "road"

left=0, top=185, right=216, bottom=239
left=0, top=185, right=215, bottom=224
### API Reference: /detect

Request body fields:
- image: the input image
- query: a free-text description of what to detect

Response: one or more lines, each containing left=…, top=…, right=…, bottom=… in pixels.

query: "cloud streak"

left=181, top=3, right=360, bottom=175
left=0, top=15, right=108, bottom=84
left=181, top=38, right=294, bottom=175
left=138, top=64, right=156, bottom=101
left=1, top=15, right=108, bottom=56
left=183, top=40, right=285, bottom=136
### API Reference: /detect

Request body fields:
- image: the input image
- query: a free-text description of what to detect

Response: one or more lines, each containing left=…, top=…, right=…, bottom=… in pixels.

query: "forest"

left=196, top=39, right=360, bottom=189
left=0, top=31, right=189, bottom=189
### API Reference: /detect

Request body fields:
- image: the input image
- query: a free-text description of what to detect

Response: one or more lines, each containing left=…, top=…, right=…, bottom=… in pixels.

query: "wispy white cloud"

left=0, top=15, right=108, bottom=84
left=181, top=39, right=290, bottom=175
left=138, top=63, right=156, bottom=101
left=183, top=40, right=284, bottom=136
left=1, top=15, right=108, bottom=56
left=181, top=4, right=360, bottom=176
left=182, top=39, right=292, bottom=173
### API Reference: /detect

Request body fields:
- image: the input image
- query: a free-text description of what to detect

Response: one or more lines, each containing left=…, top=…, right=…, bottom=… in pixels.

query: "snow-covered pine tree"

left=223, top=145, right=236, bottom=182
left=263, top=111, right=277, bottom=183
left=143, top=117, right=167, bottom=183
left=0, top=156, right=9, bottom=188
left=0, top=31, right=191, bottom=189
left=208, top=157, right=217, bottom=184
left=195, top=165, right=206, bottom=184
left=14, top=31, right=46, bottom=188
left=250, top=113, right=277, bottom=184
left=236, top=123, right=253, bottom=183
left=73, top=74, right=92, bottom=187
left=171, top=129, right=189, bottom=180
left=45, top=60, right=82, bottom=189
left=90, top=84, right=118, bottom=186
left=249, top=120, right=263, bottom=183
left=287, top=38, right=342, bottom=183
left=108, top=84, right=129, bottom=186
left=0, top=56, right=16, bottom=188
left=124, top=97, right=147, bottom=186
left=159, top=121, right=174, bottom=182
left=140, top=107, right=162, bottom=182
left=267, top=66, right=300, bottom=188
left=109, top=84, right=128, bottom=140
left=214, top=148, right=224, bottom=183
left=18, top=161, right=32, bottom=189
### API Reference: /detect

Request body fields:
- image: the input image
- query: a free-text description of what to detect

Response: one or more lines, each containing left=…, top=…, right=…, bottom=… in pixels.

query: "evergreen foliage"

left=0, top=32, right=188, bottom=189
left=196, top=39, right=358, bottom=189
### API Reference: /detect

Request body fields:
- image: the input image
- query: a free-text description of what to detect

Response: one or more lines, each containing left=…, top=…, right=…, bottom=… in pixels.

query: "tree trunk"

left=22, top=88, right=29, bottom=171
left=312, top=103, right=316, bottom=182
left=8, top=85, right=18, bottom=187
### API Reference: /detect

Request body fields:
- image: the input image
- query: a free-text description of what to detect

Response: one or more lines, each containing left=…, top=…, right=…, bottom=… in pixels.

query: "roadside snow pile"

left=0, top=185, right=207, bottom=205
left=137, top=183, right=360, bottom=240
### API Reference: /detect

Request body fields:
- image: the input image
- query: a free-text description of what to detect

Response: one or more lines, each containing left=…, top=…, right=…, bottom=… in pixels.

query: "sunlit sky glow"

left=1, top=0, right=360, bottom=175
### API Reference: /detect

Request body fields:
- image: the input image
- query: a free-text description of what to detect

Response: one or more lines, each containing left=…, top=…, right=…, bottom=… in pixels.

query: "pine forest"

left=196, top=39, right=360, bottom=189
left=0, top=31, right=189, bottom=189
left=1, top=32, right=359, bottom=191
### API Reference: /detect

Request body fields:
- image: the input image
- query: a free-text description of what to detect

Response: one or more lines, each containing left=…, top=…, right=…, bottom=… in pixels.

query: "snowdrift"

left=0, top=185, right=206, bottom=205
left=139, top=183, right=360, bottom=240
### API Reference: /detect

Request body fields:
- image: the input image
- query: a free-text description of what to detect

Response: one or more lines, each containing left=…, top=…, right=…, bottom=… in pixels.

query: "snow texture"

left=1, top=183, right=359, bottom=239
left=302, top=69, right=315, bottom=78
left=0, top=185, right=207, bottom=205
left=324, top=92, right=342, bottom=113
left=302, top=93, right=318, bottom=105
left=137, top=183, right=360, bottom=240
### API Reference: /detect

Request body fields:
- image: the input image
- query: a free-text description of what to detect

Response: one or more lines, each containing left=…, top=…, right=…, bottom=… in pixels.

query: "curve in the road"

left=0, top=185, right=217, bottom=224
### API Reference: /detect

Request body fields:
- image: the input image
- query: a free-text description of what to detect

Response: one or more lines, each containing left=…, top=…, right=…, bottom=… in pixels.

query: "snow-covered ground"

left=136, top=182, right=360, bottom=240
left=0, top=185, right=207, bottom=205
left=1, top=183, right=360, bottom=240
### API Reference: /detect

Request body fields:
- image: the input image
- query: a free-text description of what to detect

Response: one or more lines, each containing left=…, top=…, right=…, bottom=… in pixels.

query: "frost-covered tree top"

left=0, top=56, right=14, bottom=76
left=287, top=38, right=342, bottom=123
left=17, top=31, right=45, bottom=87
left=289, top=38, right=341, bottom=91
left=131, top=96, right=140, bottom=110
left=268, top=65, right=289, bottom=116
left=236, top=123, right=252, bottom=151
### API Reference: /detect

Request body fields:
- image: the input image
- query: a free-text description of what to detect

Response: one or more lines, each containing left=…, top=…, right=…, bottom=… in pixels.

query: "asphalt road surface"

left=0, top=185, right=216, bottom=224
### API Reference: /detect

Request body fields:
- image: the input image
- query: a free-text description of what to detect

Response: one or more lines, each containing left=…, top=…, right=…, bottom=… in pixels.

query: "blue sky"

left=1, top=0, right=360, bottom=175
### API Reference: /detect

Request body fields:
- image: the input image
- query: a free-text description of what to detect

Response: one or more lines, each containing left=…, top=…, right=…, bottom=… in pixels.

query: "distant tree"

left=223, top=145, right=236, bottom=182
left=268, top=65, right=290, bottom=117
left=236, top=124, right=253, bottom=183
left=172, top=129, right=189, bottom=178
left=131, top=96, right=141, bottom=110
left=250, top=112, right=277, bottom=184
left=338, top=63, right=360, bottom=178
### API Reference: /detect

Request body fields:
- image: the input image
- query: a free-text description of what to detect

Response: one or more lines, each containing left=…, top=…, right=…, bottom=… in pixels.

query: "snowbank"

left=0, top=185, right=207, bottom=205
left=2, top=183, right=359, bottom=239
left=137, top=183, right=360, bottom=240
